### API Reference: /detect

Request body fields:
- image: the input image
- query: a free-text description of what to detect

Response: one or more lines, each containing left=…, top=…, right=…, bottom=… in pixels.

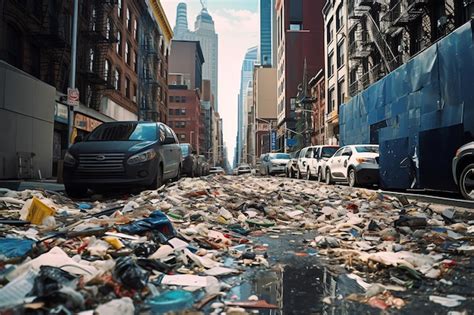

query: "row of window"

left=104, top=60, right=137, bottom=102
left=327, top=39, right=345, bottom=77
left=117, top=0, right=139, bottom=37
left=170, top=96, right=187, bottom=103
left=169, top=108, right=187, bottom=116
left=327, top=4, right=345, bottom=44
left=327, top=79, right=345, bottom=114
left=169, top=121, right=187, bottom=128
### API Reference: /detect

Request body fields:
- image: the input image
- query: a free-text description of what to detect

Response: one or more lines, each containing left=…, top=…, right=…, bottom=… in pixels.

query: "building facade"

left=275, top=0, right=325, bottom=152
left=169, top=40, right=204, bottom=91
left=236, top=46, right=258, bottom=166
left=323, top=0, right=349, bottom=145
left=309, top=70, right=325, bottom=145
left=168, top=88, right=201, bottom=153
left=259, top=0, right=274, bottom=66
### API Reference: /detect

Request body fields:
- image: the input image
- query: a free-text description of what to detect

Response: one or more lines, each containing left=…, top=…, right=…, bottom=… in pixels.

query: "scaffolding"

left=138, top=12, right=162, bottom=122
left=79, top=0, right=117, bottom=110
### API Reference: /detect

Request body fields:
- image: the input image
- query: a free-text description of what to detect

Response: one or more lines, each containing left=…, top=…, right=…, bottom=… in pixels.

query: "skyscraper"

left=236, top=46, right=258, bottom=165
left=259, top=0, right=273, bottom=66
left=173, top=3, right=218, bottom=111
left=194, top=7, right=219, bottom=111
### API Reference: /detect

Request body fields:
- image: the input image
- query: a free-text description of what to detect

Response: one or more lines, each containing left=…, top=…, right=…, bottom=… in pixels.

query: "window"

left=126, top=8, right=131, bottom=31
left=116, top=32, right=122, bottom=55
left=328, top=86, right=335, bottom=113
left=133, top=84, right=137, bottom=102
left=338, top=79, right=345, bottom=106
left=164, top=126, right=177, bottom=143
left=169, top=96, right=175, bottom=103
left=337, top=40, right=345, bottom=68
left=327, top=18, right=333, bottom=43
left=305, top=148, right=313, bottom=158
left=125, top=77, right=131, bottom=98
left=333, top=148, right=344, bottom=157
left=117, top=0, right=122, bottom=18
left=114, top=69, right=121, bottom=91
left=336, top=5, right=344, bottom=31
left=328, top=52, right=334, bottom=77
left=134, top=19, right=138, bottom=39
left=126, top=42, right=131, bottom=64
left=106, top=18, right=111, bottom=40
left=180, top=108, right=186, bottom=115
left=133, top=51, right=137, bottom=72
left=92, top=9, right=96, bottom=31
left=289, top=23, right=302, bottom=31
left=290, top=97, right=296, bottom=110
left=179, top=134, right=186, bottom=141
left=105, top=59, right=111, bottom=83
left=175, top=121, right=186, bottom=128
left=169, top=109, right=174, bottom=116
left=89, top=48, right=94, bottom=72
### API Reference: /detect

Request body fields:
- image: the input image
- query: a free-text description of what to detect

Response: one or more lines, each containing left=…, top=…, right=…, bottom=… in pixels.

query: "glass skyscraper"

left=259, top=0, right=273, bottom=66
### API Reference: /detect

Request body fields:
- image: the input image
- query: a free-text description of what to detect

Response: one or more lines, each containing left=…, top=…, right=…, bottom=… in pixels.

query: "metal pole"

left=68, top=0, right=79, bottom=147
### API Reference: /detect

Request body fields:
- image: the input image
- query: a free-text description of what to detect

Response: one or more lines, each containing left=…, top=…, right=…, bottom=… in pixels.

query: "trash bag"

left=114, top=257, right=149, bottom=291
left=117, top=210, right=176, bottom=237
left=0, top=238, right=35, bottom=259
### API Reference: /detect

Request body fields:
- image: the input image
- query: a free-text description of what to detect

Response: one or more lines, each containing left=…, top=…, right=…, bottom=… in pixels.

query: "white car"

left=296, top=145, right=339, bottom=180
left=236, top=164, right=252, bottom=175
left=260, top=153, right=291, bottom=175
left=323, top=145, right=379, bottom=187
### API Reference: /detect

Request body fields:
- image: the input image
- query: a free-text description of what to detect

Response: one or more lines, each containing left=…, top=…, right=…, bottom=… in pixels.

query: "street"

left=1, top=175, right=473, bottom=314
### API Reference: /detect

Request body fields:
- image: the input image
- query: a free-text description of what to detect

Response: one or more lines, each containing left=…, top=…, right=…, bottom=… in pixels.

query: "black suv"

left=63, top=122, right=182, bottom=197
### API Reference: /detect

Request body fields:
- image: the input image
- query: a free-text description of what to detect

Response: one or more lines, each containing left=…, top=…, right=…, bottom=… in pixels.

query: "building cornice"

left=148, top=0, right=173, bottom=44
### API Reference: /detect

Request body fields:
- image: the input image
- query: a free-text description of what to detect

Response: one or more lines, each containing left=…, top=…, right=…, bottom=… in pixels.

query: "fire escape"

left=348, top=0, right=402, bottom=96
left=79, top=0, right=117, bottom=111
left=138, top=29, right=161, bottom=122
left=27, top=0, right=72, bottom=91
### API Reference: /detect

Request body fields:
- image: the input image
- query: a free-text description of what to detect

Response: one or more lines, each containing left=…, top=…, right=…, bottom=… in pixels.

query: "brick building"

left=168, top=87, right=201, bottom=153
left=309, top=70, right=325, bottom=145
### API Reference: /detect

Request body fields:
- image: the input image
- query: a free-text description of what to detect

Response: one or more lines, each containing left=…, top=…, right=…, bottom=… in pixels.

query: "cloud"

left=161, top=1, right=259, bottom=166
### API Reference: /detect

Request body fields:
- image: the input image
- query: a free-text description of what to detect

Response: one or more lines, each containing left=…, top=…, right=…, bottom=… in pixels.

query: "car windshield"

left=180, top=145, right=190, bottom=157
left=270, top=153, right=290, bottom=160
left=87, top=123, right=157, bottom=141
left=321, top=147, right=339, bottom=158
left=355, top=146, right=379, bottom=153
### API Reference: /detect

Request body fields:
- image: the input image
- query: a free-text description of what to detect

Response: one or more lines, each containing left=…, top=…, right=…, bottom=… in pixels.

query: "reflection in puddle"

left=231, top=263, right=372, bottom=315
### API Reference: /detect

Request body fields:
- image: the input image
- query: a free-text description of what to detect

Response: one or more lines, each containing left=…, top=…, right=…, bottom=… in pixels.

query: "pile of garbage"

left=0, top=175, right=473, bottom=313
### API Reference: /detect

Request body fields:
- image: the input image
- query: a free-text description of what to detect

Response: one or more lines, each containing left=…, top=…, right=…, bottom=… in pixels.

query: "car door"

left=336, top=147, right=353, bottom=179
left=328, top=148, right=344, bottom=178
left=311, top=147, right=321, bottom=174
left=164, top=126, right=181, bottom=178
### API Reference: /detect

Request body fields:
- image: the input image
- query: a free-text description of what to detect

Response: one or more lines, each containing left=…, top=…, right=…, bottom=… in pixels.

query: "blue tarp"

left=340, top=20, right=474, bottom=191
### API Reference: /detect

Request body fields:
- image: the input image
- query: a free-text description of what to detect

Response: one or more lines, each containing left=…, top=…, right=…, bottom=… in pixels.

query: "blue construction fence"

left=340, top=20, right=474, bottom=191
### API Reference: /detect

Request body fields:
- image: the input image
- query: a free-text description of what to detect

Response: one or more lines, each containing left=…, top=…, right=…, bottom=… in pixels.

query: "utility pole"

left=68, top=0, right=79, bottom=147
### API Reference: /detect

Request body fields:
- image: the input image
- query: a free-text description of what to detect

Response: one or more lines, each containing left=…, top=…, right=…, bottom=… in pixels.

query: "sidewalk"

left=0, top=179, right=64, bottom=192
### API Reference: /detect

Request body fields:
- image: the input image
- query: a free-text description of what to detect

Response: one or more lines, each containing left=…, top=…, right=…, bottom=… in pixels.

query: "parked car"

left=260, top=153, right=291, bottom=175
left=63, top=122, right=182, bottom=197
left=209, top=166, right=226, bottom=175
left=452, top=142, right=474, bottom=200
left=285, top=150, right=301, bottom=178
left=179, top=143, right=198, bottom=177
left=295, top=145, right=339, bottom=180
left=323, top=145, right=379, bottom=187
left=236, top=164, right=252, bottom=175
left=196, top=155, right=209, bottom=176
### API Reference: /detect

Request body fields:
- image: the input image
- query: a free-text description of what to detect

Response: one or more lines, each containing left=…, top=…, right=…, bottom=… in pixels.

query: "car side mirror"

left=342, top=152, right=352, bottom=157
left=74, top=135, right=83, bottom=143
left=161, top=137, right=174, bottom=145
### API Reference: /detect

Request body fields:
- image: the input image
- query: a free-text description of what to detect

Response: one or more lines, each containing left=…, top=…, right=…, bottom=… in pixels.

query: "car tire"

left=459, top=163, right=474, bottom=200
left=65, top=184, right=88, bottom=198
left=348, top=168, right=357, bottom=188
left=151, top=165, right=163, bottom=189
left=318, top=168, right=323, bottom=183
left=325, top=168, right=333, bottom=185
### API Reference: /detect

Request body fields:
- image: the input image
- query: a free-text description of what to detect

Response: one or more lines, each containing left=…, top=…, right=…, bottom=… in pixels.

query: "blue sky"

left=161, top=0, right=259, bottom=165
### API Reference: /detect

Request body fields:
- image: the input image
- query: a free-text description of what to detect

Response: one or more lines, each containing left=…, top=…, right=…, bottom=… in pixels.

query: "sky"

left=161, top=0, right=259, bottom=166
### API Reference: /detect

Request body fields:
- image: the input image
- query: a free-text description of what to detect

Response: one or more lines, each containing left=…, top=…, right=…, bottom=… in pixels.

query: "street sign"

left=286, top=138, right=297, bottom=147
left=271, top=130, right=277, bottom=151
left=67, top=88, right=80, bottom=106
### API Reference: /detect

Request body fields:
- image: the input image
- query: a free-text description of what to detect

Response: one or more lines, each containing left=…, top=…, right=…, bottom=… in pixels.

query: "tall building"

left=173, top=2, right=218, bottom=111
left=236, top=46, right=258, bottom=166
left=275, top=0, right=325, bottom=152
left=259, top=0, right=274, bottom=66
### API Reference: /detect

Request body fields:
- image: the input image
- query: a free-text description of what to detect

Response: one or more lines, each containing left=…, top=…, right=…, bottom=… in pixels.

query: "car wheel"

left=318, top=168, right=323, bottom=183
left=459, top=163, right=474, bottom=200
left=325, top=168, right=333, bottom=185
left=348, top=168, right=357, bottom=188
left=65, top=184, right=88, bottom=198
left=151, top=164, right=164, bottom=189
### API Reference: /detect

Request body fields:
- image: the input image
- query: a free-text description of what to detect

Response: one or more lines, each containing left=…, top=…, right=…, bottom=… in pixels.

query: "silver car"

left=259, top=153, right=291, bottom=175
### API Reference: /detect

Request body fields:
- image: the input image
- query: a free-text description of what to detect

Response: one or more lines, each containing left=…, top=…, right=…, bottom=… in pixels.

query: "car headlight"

left=64, top=151, right=76, bottom=165
left=127, top=149, right=157, bottom=165
left=356, top=157, right=377, bottom=164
